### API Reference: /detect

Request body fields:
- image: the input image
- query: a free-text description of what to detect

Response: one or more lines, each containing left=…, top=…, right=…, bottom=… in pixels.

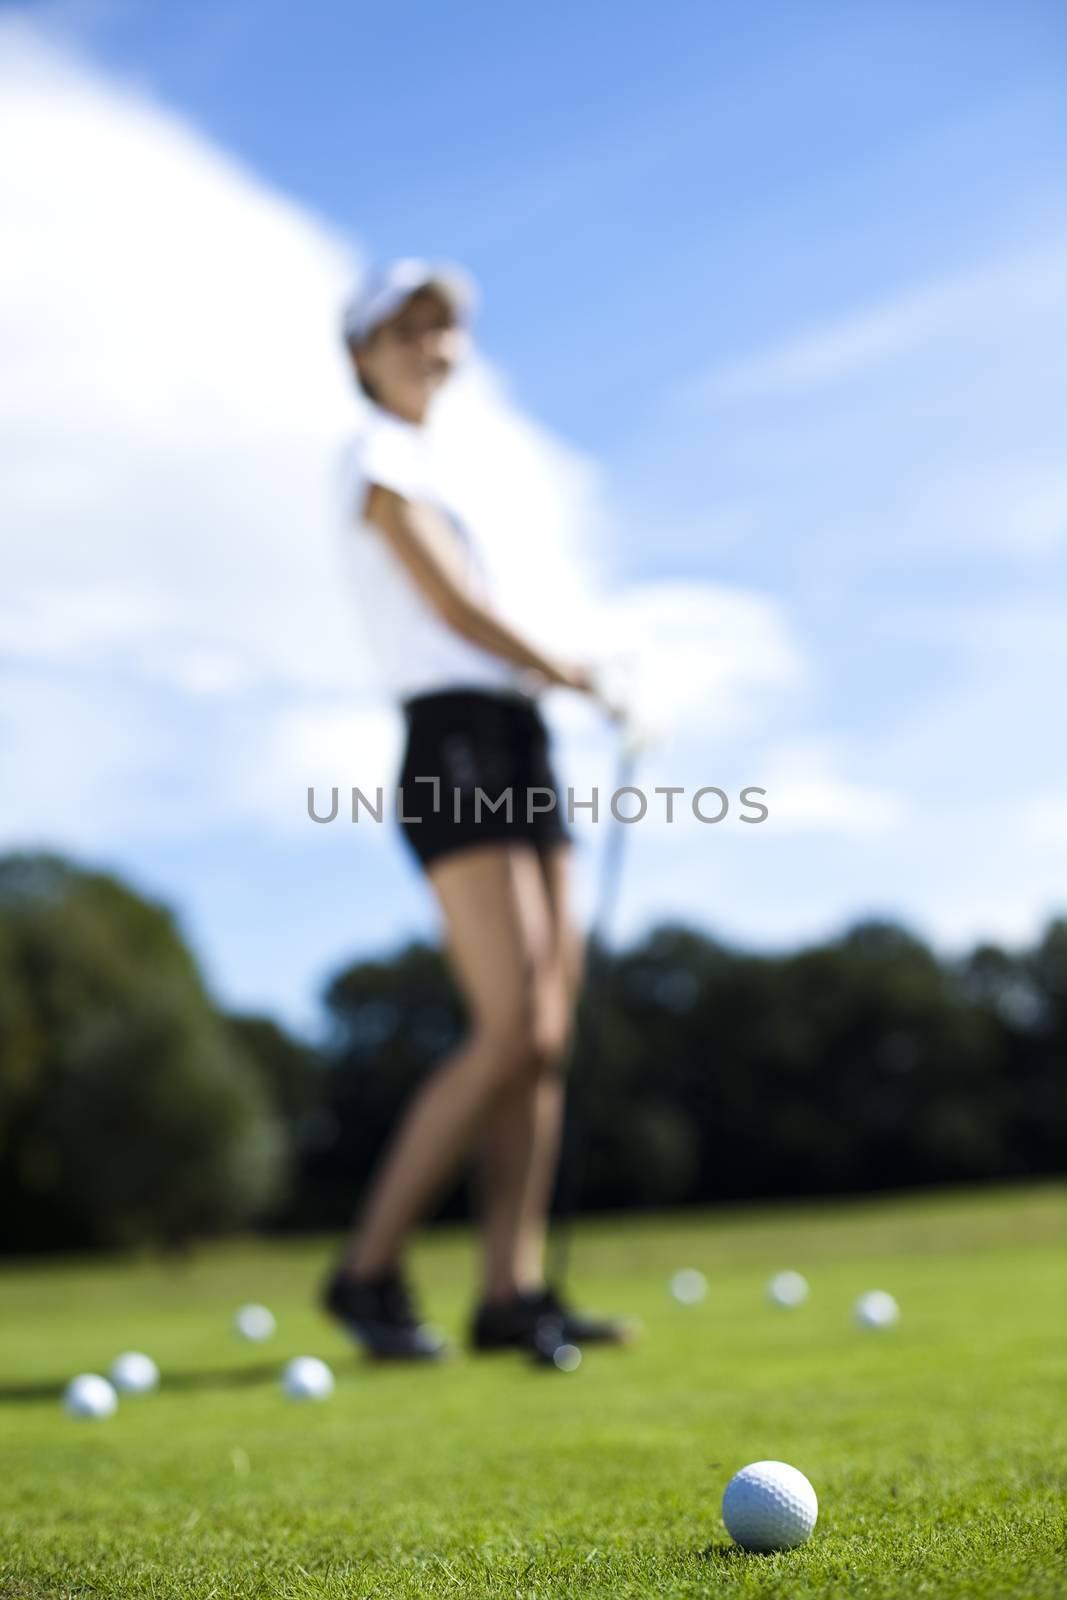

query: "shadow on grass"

left=698, top=1542, right=774, bottom=1563
left=0, top=1364, right=281, bottom=1403
left=0, top=1351, right=461, bottom=1403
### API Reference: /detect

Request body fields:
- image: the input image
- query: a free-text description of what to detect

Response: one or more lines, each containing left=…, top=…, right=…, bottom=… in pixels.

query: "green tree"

left=0, top=852, right=284, bottom=1251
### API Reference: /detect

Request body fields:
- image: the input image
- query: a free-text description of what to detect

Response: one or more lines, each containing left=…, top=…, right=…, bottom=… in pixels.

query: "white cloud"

left=590, top=580, right=809, bottom=741
left=691, top=241, right=1067, bottom=403
left=910, top=463, right=1067, bottom=558
left=1, top=17, right=804, bottom=864
left=1024, top=793, right=1067, bottom=847
left=758, top=740, right=906, bottom=835
left=3, top=15, right=1063, bottom=1028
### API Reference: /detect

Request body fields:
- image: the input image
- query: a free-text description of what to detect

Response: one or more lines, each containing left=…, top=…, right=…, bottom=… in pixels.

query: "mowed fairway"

left=1, top=1186, right=1064, bottom=1600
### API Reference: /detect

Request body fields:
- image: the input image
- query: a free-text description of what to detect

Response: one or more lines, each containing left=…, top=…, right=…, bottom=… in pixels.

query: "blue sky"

left=2, top=1, right=1066, bottom=1037
left=57, top=0, right=1065, bottom=453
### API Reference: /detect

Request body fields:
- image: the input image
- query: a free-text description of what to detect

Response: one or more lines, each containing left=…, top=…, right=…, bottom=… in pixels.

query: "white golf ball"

left=281, top=1356, right=334, bottom=1401
left=62, top=1374, right=118, bottom=1419
left=670, top=1268, right=708, bottom=1305
left=854, top=1289, right=899, bottom=1329
left=552, top=1343, right=582, bottom=1372
left=109, top=1351, right=159, bottom=1394
left=722, top=1460, right=818, bottom=1552
left=234, top=1303, right=276, bottom=1342
left=767, top=1270, right=809, bottom=1309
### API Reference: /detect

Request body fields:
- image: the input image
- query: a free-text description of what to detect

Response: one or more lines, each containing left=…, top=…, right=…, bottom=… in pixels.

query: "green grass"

left=1, top=1184, right=1065, bottom=1599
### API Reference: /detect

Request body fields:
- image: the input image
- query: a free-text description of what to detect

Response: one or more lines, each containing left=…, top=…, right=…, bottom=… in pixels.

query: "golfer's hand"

left=547, top=660, right=598, bottom=696
left=585, top=664, right=632, bottom=724
left=548, top=663, right=629, bottom=727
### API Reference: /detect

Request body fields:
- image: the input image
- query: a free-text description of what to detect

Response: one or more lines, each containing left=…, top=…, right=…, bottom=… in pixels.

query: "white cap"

left=341, top=257, right=479, bottom=347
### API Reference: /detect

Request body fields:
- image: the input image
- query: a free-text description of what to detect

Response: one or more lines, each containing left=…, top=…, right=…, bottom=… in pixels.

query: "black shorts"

left=396, top=689, right=571, bottom=870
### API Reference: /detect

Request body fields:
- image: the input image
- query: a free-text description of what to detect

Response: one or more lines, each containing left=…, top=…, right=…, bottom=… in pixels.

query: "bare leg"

left=342, top=845, right=555, bottom=1279
left=479, top=845, right=585, bottom=1300
left=479, top=1076, right=565, bottom=1300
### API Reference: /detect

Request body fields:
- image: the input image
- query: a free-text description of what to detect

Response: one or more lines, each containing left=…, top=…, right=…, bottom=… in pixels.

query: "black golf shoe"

left=322, top=1265, right=448, bottom=1361
left=470, top=1284, right=638, bottom=1352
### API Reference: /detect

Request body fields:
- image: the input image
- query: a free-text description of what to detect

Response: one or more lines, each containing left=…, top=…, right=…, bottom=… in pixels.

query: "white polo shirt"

left=340, top=399, right=530, bottom=703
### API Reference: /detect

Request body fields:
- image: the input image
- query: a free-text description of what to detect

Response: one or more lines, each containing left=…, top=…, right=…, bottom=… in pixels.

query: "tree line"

left=1, top=851, right=1063, bottom=1253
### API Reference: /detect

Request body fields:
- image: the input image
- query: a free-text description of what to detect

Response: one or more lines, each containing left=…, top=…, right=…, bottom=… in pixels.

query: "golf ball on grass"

left=551, top=1343, right=582, bottom=1372
left=767, top=1270, right=809, bottom=1308
left=854, top=1289, right=899, bottom=1329
left=530, top=1318, right=582, bottom=1370
left=63, top=1374, right=118, bottom=1419
left=722, top=1460, right=818, bottom=1552
left=281, top=1356, right=334, bottom=1401
left=530, top=1337, right=582, bottom=1371
left=109, top=1351, right=159, bottom=1394
left=234, top=1303, right=276, bottom=1341
left=670, top=1268, right=708, bottom=1305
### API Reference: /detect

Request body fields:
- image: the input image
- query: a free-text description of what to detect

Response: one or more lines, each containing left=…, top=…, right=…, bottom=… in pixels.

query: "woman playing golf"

left=323, top=258, right=629, bottom=1359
